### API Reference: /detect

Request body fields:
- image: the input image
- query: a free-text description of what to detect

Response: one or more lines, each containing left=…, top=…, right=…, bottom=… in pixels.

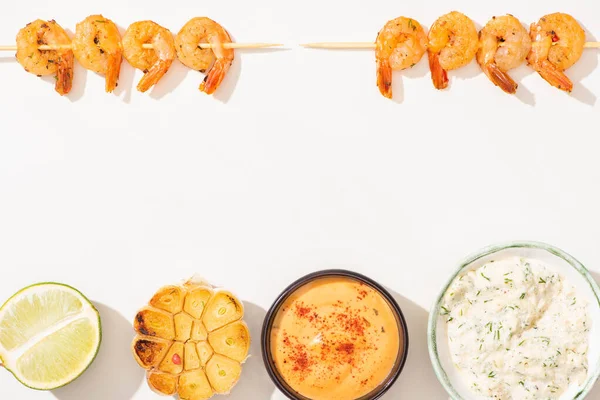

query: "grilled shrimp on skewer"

left=477, top=15, right=531, bottom=94
left=16, top=19, right=74, bottom=95
left=72, top=15, right=122, bottom=93
left=375, top=17, right=427, bottom=99
left=175, top=17, right=234, bottom=95
left=428, top=11, right=478, bottom=90
left=123, top=21, right=176, bottom=92
left=528, top=13, right=585, bottom=92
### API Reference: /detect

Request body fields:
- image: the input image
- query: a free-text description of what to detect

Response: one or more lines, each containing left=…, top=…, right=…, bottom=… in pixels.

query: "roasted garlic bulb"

left=132, top=277, right=250, bottom=399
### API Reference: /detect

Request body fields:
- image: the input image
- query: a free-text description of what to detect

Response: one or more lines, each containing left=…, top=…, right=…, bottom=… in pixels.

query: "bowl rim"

left=427, top=241, right=600, bottom=400
left=261, top=269, right=410, bottom=400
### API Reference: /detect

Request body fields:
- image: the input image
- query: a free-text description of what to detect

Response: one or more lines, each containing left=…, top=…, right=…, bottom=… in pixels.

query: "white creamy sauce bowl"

left=428, top=241, right=600, bottom=400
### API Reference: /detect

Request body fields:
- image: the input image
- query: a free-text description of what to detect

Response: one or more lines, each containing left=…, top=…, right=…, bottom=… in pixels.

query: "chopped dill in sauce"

left=441, top=257, right=590, bottom=399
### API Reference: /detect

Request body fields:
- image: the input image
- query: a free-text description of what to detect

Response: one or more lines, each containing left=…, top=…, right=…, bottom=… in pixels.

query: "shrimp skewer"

left=72, top=15, right=122, bottom=93
left=123, top=21, right=176, bottom=92
left=427, top=11, right=478, bottom=90
left=302, top=42, right=600, bottom=49
left=375, top=17, right=427, bottom=99
left=1, top=43, right=281, bottom=51
left=15, top=19, right=74, bottom=95
left=175, top=17, right=234, bottom=95
left=527, top=13, right=585, bottom=92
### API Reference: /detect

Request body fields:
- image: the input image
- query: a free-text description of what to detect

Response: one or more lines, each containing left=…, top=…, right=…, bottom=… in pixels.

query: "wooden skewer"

left=302, top=41, right=600, bottom=49
left=211, top=42, right=283, bottom=49
left=301, top=42, right=376, bottom=49
left=0, top=42, right=282, bottom=51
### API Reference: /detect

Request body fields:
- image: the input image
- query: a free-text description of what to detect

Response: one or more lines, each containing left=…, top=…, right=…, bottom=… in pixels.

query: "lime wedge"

left=0, top=283, right=101, bottom=390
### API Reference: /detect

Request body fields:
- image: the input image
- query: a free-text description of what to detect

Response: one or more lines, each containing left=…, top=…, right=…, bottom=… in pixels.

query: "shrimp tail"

left=137, top=60, right=173, bottom=93
left=55, top=51, right=74, bottom=95
left=376, top=58, right=393, bottom=99
left=428, top=51, right=448, bottom=90
left=200, top=59, right=232, bottom=95
left=483, top=62, right=518, bottom=94
left=535, top=60, right=573, bottom=92
left=105, top=52, right=122, bottom=93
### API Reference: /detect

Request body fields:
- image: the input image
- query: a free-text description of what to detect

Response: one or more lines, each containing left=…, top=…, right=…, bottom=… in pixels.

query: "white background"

left=1, top=0, right=599, bottom=399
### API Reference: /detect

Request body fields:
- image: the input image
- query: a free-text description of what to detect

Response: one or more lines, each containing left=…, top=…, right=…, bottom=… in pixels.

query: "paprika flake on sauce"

left=270, top=277, right=401, bottom=400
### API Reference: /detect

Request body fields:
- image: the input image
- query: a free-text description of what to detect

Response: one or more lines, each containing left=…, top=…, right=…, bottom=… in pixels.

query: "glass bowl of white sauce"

left=428, top=241, right=600, bottom=399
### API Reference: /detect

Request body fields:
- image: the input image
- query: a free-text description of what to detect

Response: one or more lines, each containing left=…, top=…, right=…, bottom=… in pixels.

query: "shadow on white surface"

left=213, top=46, right=289, bottom=103
left=39, top=75, right=60, bottom=93
left=67, top=63, right=88, bottom=102
left=213, top=32, right=241, bottom=104
left=228, top=301, right=276, bottom=400
left=449, top=60, right=481, bottom=88
left=390, top=57, right=429, bottom=103
left=0, top=55, right=78, bottom=98
left=149, top=61, right=190, bottom=100
left=114, top=58, right=135, bottom=103
left=569, top=26, right=598, bottom=106
left=112, top=24, right=135, bottom=103
left=385, top=289, right=448, bottom=399
left=52, top=303, right=143, bottom=400
left=511, top=66, right=536, bottom=106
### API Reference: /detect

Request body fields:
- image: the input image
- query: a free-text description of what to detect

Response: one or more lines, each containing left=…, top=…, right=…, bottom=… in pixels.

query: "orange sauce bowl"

left=262, top=270, right=409, bottom=400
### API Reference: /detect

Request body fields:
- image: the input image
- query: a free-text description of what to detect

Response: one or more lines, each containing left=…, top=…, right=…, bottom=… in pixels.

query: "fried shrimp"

left=375, top=17, right=427, bottom=99
left=16, top=19, right=74, bottom=95
left=477, top=15, right=531, bottom=94
left=72, top=15, right=122, bottom=93
left=175, top=17, right=234, bottom=95
left=123, top=21, right=176, bottom=92
left=427, top=11, right=478, bottom=90
left=528, top=13, right=585, bottom=93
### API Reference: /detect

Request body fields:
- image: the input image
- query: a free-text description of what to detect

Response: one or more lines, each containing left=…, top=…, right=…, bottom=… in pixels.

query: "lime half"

left=0, top=283, right=101, bottom=390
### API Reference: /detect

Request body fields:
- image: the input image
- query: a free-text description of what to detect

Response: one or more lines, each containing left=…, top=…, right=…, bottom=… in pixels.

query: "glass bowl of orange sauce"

left=262, top=269, right=409, bottom=400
